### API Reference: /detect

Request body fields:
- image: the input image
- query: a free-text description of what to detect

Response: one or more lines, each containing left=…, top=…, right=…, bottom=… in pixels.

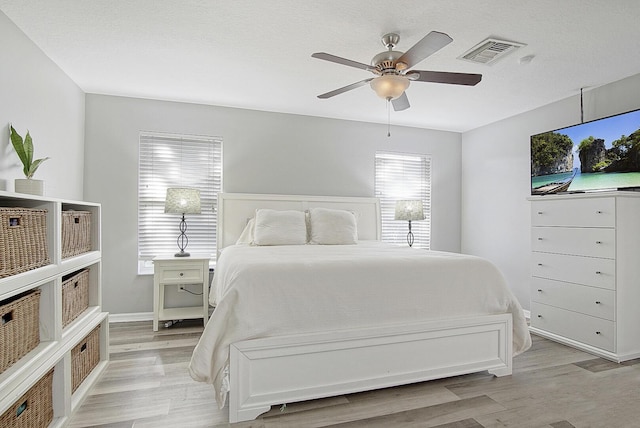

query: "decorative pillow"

left=309, top=208, right=357, bottom=245
left=235, top=218, right=255, bottom=245
left=253, top=209, right=307, bottom=246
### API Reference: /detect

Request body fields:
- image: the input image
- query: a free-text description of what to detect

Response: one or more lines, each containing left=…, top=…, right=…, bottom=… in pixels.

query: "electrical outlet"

left=178, top=285, right=187, bottom=293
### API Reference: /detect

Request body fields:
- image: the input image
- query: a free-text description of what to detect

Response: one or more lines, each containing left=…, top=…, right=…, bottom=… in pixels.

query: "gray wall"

left=461, top=73, right=640, bottom=310
left=0, top=11, right=85, bottom=199
left=84, top=94, right=463, bottom=315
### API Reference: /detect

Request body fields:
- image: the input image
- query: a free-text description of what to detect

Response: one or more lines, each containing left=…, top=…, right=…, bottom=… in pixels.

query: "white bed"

left=189, top=193, right=531, bottom=423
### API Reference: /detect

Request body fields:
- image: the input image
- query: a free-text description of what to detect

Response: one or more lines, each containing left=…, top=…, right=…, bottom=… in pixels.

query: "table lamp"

left=394, top=200, right=424, bottom=247
left=164, top=187, right=201, bottom=257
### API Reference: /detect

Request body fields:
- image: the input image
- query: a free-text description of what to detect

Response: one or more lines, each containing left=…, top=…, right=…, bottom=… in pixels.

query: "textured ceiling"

left=1, top=0, right=640, bottom=132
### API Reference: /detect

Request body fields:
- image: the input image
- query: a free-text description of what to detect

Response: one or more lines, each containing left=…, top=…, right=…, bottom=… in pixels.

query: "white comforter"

left=189, top=241, right=531, bottom=406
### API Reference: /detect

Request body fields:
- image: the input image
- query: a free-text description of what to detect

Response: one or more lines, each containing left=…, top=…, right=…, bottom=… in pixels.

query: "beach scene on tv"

left=531, top=109, right=640, bottom=194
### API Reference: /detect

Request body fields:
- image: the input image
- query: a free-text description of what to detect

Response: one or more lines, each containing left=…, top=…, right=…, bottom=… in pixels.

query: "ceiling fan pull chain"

left=387, top=100, right=391, bottom=137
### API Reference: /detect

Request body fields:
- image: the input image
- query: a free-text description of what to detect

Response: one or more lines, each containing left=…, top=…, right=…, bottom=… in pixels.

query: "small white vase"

left=15, top=178, right=44, bottom=196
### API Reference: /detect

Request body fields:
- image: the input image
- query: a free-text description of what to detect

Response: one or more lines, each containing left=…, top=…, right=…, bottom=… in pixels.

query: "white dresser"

left=529, top=191, right=640, bottom=362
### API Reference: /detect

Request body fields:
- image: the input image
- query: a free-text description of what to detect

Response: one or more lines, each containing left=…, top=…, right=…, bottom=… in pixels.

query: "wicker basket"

left=0, top=207, right=50, bottom=278
left=0, top=368, right=54, bottom=428
left=0, top=289, right=41, bottom=375
left=71, top=324, right=101, bottom=393
left=62, top=210, right=92, bottom=259
left=62, top=269, right=90, bottom=328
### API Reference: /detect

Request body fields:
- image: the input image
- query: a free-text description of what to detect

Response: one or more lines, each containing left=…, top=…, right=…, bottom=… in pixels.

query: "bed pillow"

left=235, top=218, right=255, bottom=245
left=309, top=208, right=357, bottom=245
left=253, top=209, right=307, bottom=246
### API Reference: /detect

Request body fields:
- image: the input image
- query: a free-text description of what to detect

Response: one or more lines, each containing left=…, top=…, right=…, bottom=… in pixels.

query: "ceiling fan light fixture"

left=313, top=30, right=482, bottom=109
left=370, top=75, right=409, bottom=100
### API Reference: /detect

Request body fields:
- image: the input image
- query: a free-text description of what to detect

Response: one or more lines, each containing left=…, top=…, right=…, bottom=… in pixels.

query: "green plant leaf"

left=9, top=126, right=49, bottom=178
left=9, top=126, right=30, bottom=171
left=27, top=157, right=50, bottom=178
left=24, top=131, right=34, bottom=171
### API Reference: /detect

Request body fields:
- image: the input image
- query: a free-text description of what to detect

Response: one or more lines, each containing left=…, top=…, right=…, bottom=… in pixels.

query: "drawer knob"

left=595, top=331, right=601, bottom=335
left=596, top=210, right=602, bottom=214
left=595, top=301, right=601, bottom=304
left=595, top=271, right=602, bottom=275
left=179, top=272, right=184, bottom=277
left=537, top=314, right=542, bottom=318
left=595, top=241, right=602, bottom=244
left=537, top=211, right=543, bottom=215
left=537, top=237, right=543, bottom=241
left=537, top=263, right=543, bottom=266
left=537, top=289, right=543, bottom=292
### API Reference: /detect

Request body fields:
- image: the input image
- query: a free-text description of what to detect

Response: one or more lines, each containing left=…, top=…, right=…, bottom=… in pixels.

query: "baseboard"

left=108, top=309, right=214, bottom=324
left=108, top=312, right=154, bottom=323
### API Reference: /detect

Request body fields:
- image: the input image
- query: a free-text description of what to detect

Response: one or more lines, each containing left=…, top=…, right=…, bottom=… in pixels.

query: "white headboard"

left=217, top=193, right=381, bottom=253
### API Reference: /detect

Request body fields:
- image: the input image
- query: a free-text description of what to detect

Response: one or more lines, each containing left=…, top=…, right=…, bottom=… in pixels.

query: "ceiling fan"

left=312, top=31, right=482, bottom=111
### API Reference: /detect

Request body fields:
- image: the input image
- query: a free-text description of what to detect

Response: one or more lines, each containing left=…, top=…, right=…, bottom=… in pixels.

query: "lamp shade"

left=370, top=75, right=410, bottom=100
left=164, top=187, right=201, bottom=214
left=394, top=200, right=425, bottom=221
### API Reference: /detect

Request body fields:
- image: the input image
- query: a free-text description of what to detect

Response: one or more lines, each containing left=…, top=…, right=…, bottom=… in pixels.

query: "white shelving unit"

left=0, top=190, right=108, bottom=427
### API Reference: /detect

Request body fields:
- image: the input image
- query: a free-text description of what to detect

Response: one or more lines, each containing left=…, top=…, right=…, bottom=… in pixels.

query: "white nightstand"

left=153, top=254, right=211, bottom=331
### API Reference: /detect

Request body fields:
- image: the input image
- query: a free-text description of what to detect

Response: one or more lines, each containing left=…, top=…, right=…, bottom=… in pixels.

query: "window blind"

left=374, top=151, right=431, bottom=249
left=138, top=132, right=222, bottom=271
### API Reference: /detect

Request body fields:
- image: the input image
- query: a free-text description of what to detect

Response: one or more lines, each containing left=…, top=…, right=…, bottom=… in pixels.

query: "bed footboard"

left=228, top=313, right=512, bottom=423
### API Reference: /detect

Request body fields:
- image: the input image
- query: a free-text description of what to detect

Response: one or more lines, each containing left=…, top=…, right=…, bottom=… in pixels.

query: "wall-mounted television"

left=531, top=108, right=640, bottom=195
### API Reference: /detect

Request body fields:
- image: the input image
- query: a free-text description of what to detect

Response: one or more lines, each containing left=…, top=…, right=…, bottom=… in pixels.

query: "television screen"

left=531, top=108, right=640, bottom=195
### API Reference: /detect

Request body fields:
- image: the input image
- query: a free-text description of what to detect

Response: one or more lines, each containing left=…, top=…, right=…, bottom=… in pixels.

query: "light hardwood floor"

left=68, top=320, right=640, bottom=427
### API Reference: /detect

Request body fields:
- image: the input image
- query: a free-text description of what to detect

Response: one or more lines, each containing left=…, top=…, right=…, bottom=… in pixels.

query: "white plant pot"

left=15, top=178, right=44, bottom=196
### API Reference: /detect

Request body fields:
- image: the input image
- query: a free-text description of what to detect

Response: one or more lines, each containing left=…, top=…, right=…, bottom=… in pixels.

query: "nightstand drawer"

left=159, top=267, right=203, bottom=283
left=531, top=277, right=615, bottom=321
left=531, top=302, right=614, bottom=352
left=532, top=252, right=615, bottom=290
left=531, top=227, right=615, bottom=259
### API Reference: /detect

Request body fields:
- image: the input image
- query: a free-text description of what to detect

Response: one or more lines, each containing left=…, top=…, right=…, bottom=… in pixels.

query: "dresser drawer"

left=157, top=266, right=204, bottom=283
left=531, top=277, right=615, bottom=321
left=531, top=197, right=615, bottom=227
left=531, top=227, right=615, bottom=258
left=531, top=302, right=615, bottom=352
left=532, top=252, right=615, bottom=289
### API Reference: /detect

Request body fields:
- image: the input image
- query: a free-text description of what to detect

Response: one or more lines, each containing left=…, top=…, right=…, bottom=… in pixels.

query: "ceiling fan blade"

left=317, top=78, right=374, bottom=99
left=312, top=52, right=375, bottom=72
left=397, top=31, right=453, bottom=69
left=409, top=70, right=482, bottom=86
left=392, top=92, right=410, bottom=111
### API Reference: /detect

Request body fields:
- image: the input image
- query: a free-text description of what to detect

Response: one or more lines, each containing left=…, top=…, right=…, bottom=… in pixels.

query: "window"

left=374, top=151, right=431, bottom=249
left=138, top=132, right=222, bottom=274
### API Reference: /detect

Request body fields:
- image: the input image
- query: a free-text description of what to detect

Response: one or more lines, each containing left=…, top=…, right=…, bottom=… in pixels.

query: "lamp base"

left=407, top=231, right=414, bottom=247
left=406, top=220, right=414, bottom=247
left=175, top=214, right=191, bottom=257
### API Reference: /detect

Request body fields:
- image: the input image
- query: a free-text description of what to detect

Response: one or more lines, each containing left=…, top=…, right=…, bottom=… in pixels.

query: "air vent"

left=459, top=38, right=525, bottom=65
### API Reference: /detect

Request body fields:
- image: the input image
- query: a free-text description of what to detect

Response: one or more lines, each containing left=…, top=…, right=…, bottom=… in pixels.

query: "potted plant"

left=10, top=125, right=50, bottom=195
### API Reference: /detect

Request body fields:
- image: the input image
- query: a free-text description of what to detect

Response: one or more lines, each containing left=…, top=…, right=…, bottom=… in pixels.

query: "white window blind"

left=138, top=132, right=222, bottom=273
left=375, top=151, right=431, bottom=249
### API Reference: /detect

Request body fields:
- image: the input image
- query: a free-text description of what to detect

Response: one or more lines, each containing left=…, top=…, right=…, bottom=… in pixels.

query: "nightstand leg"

left=153, top=276, right=159, bottom=332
